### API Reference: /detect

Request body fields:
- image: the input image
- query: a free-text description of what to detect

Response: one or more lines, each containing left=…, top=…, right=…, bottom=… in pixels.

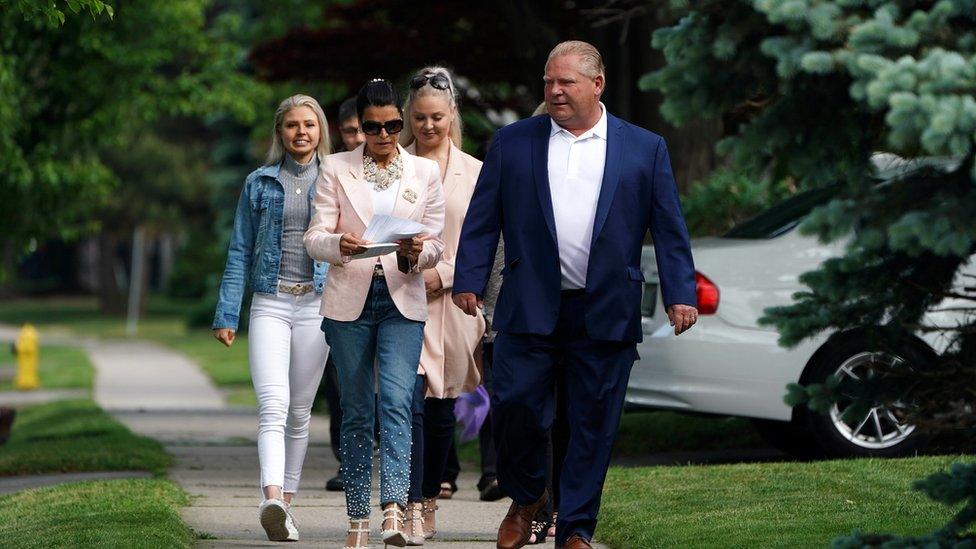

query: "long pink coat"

left=304, top=144, right=445, bottom=322
left=407, top=143, right=486, bottom=398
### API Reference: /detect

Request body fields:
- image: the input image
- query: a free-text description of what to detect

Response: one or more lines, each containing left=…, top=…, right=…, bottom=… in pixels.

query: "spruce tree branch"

left=904, top=279, right=976, bottom=302
left=909, top=325, right=976, bottom=334
left=936, top=292, right=976, bottom=302
left=584, top=6, right=648, bottom=26
left=581, top=1, right=650, bottom=43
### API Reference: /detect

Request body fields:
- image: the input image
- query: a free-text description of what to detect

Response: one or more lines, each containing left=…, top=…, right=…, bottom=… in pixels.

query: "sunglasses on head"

left=361, top=119, right=404, bottom=136
left=410, top=73, right=451, bottom=91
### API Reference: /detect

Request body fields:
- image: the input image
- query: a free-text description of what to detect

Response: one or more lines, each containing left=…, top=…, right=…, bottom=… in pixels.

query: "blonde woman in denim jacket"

left=213, top=94, right=331, bottom=543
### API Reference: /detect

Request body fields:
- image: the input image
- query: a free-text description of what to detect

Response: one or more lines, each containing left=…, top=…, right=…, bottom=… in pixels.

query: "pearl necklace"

left=364, top=153, right=403, bottom=191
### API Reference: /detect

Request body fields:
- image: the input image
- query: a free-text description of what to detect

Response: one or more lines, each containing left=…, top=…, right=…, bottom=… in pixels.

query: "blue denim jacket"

left=212, top=161, right=329, bottom=330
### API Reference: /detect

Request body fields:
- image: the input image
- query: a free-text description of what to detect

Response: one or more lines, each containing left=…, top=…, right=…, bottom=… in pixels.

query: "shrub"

left=682, top=168, right=796, bottom=238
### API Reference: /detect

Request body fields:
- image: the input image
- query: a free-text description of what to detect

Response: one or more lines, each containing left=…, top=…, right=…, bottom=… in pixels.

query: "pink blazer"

left=303, top=144, right=446, bottom=322
left=407, top=143, right=487, bottom=398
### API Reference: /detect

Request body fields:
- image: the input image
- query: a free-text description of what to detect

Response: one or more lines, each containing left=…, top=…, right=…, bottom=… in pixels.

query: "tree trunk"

left=96, top=232, right=125, bottom=315
left=125, top=226, right=158, bottom=335
left=157, top=233, right=175, bottom=292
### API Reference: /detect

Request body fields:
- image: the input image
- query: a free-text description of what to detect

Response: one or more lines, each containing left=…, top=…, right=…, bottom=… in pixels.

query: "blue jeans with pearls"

left=321, top=276, right=423, bottom=518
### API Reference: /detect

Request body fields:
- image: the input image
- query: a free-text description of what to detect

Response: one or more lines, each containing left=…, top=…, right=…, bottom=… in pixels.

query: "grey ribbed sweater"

left=278, top=154, right=318, bottom=283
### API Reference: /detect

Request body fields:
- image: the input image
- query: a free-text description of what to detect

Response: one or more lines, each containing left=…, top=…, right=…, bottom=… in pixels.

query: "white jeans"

left=249, top=291, right=329, bottom=494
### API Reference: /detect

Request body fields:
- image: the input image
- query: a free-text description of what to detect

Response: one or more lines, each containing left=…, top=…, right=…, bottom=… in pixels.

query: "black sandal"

left=438, top=481, right=457, bottom=499
left=526, top=508, right=552, bottom=545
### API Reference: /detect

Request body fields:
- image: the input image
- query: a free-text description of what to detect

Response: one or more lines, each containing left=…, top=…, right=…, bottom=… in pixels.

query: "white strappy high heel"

left=420, top=497, right=438, bottom=539
left=344, top=518, right=369, bottom=549
left=404, top=502, right=425, bottom=546
left=381, top=504, right=407, bottom=547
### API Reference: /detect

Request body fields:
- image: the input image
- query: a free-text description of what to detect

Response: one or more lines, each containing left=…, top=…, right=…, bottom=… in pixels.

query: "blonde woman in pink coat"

left=304, top=79, right=445, bottom=549
left=398, top=66, right=486, bottom=545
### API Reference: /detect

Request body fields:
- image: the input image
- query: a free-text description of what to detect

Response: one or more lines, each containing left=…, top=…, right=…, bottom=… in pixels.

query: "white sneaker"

left=258, top=499, right=299, bottom=541
left=283, top=503, right=299, bottom=542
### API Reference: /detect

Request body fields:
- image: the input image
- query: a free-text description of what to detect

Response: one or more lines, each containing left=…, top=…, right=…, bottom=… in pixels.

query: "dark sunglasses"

left=361, top=119, right=404, bottom=136
left=410, top=73, right=451, bottom=91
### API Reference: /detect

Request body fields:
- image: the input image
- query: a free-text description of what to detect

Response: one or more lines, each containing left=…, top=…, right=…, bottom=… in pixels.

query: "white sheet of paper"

left=363, top=214, right=426, bottom=244
left=352, top=243, right=400, bottom=259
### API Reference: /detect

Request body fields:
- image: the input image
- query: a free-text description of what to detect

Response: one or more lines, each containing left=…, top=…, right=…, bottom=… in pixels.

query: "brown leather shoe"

left=556, top=534, right=593, bottom=549
left=496, top=491, right=548, bottom=549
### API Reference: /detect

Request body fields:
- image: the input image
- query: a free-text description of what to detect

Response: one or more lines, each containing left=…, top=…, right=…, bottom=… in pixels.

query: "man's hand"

left=666, top=304, right=698, bottom=336
left=453, top=292, right=483, bottom=316
left=213, top=328, right=236, bottom=347
left=423, top=269, right=443, bottom=295
left=340, top=233, right=369, bottom=256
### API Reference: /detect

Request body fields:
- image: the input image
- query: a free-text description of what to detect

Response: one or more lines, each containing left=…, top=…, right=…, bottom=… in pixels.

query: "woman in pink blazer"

left=303, top=79, right=445, bottom=549
left=398, top=67, right=487, bottom=545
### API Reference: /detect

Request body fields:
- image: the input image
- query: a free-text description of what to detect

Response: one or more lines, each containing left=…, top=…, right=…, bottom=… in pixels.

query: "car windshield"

left=723, top=185, right=840, bottom=239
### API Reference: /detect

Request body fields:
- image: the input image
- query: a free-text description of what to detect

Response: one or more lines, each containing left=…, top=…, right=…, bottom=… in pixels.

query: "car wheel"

left=798, top=335, right=930, bottom=458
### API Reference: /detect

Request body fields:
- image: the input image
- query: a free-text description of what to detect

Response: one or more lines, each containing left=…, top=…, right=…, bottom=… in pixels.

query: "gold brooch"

left=402, top=188, right=418, bottom=203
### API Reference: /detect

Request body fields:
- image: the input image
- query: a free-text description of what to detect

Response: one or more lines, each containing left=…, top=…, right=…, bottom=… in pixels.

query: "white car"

left=628, top=171, right=972, bottom=457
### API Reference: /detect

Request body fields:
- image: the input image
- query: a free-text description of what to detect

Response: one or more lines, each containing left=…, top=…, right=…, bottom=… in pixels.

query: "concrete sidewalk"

left=123, top=407, right=517, bottom=548
left=88, top=339, right=567, bottom=548
left=89, top=340, right=224, bottom=411
left=0, top=388, right=88, bottom=406
left=170, top=438, right=513, bottom=548
left=153, top=413, right=610, bottom=548
left=0, top=321, right=611, bottom=547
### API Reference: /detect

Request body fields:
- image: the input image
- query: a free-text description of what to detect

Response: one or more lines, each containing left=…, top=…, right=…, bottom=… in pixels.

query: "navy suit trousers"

left=492, top=291, right=636, bottom=544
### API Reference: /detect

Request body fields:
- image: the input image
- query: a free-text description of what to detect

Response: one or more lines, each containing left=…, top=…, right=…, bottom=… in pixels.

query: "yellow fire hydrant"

left=13, top=324, right=39, bottom=391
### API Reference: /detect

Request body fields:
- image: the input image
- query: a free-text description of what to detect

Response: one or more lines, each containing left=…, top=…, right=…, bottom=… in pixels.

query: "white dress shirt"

left=548, top=103, right=607, bottom=290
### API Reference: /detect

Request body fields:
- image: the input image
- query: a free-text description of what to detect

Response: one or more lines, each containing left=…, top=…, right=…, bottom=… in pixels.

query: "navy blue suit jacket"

left=454, top=113, right=696, bottom=343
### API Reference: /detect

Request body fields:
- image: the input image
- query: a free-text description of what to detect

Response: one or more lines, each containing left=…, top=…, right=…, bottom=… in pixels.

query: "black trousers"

left=478, top=339, right=567, bottom=501
left=442, top=438, right=460, bottom=485
left=478, top=340, right=498, bottom=487
left=492, top=291, right=635, bottom=544
left=408, top=375, right=458, bottom=501
left=323, top=355, right=342, bottom=462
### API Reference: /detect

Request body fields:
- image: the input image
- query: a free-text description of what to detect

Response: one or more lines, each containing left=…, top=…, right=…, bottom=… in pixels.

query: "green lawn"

left=0, top=345, right=94, bottom=391
left=0, top=397, right=189, bottom=545
left=0, top=478, right=192, bottom=548
left=0, top=400, right=170, bottom=476
left=0, top=346, right=170, bottom=478
left=0, top=296, right=188, bottom=340
left=0, top=343, right=168, bottom=477
left=597, top=454, right=971, bottom=548
left=0, top=299, right=197, bottom=545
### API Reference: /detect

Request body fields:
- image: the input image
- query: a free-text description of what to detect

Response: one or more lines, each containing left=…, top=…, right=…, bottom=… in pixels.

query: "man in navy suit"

left=453, top=41, right=699, bottom=549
